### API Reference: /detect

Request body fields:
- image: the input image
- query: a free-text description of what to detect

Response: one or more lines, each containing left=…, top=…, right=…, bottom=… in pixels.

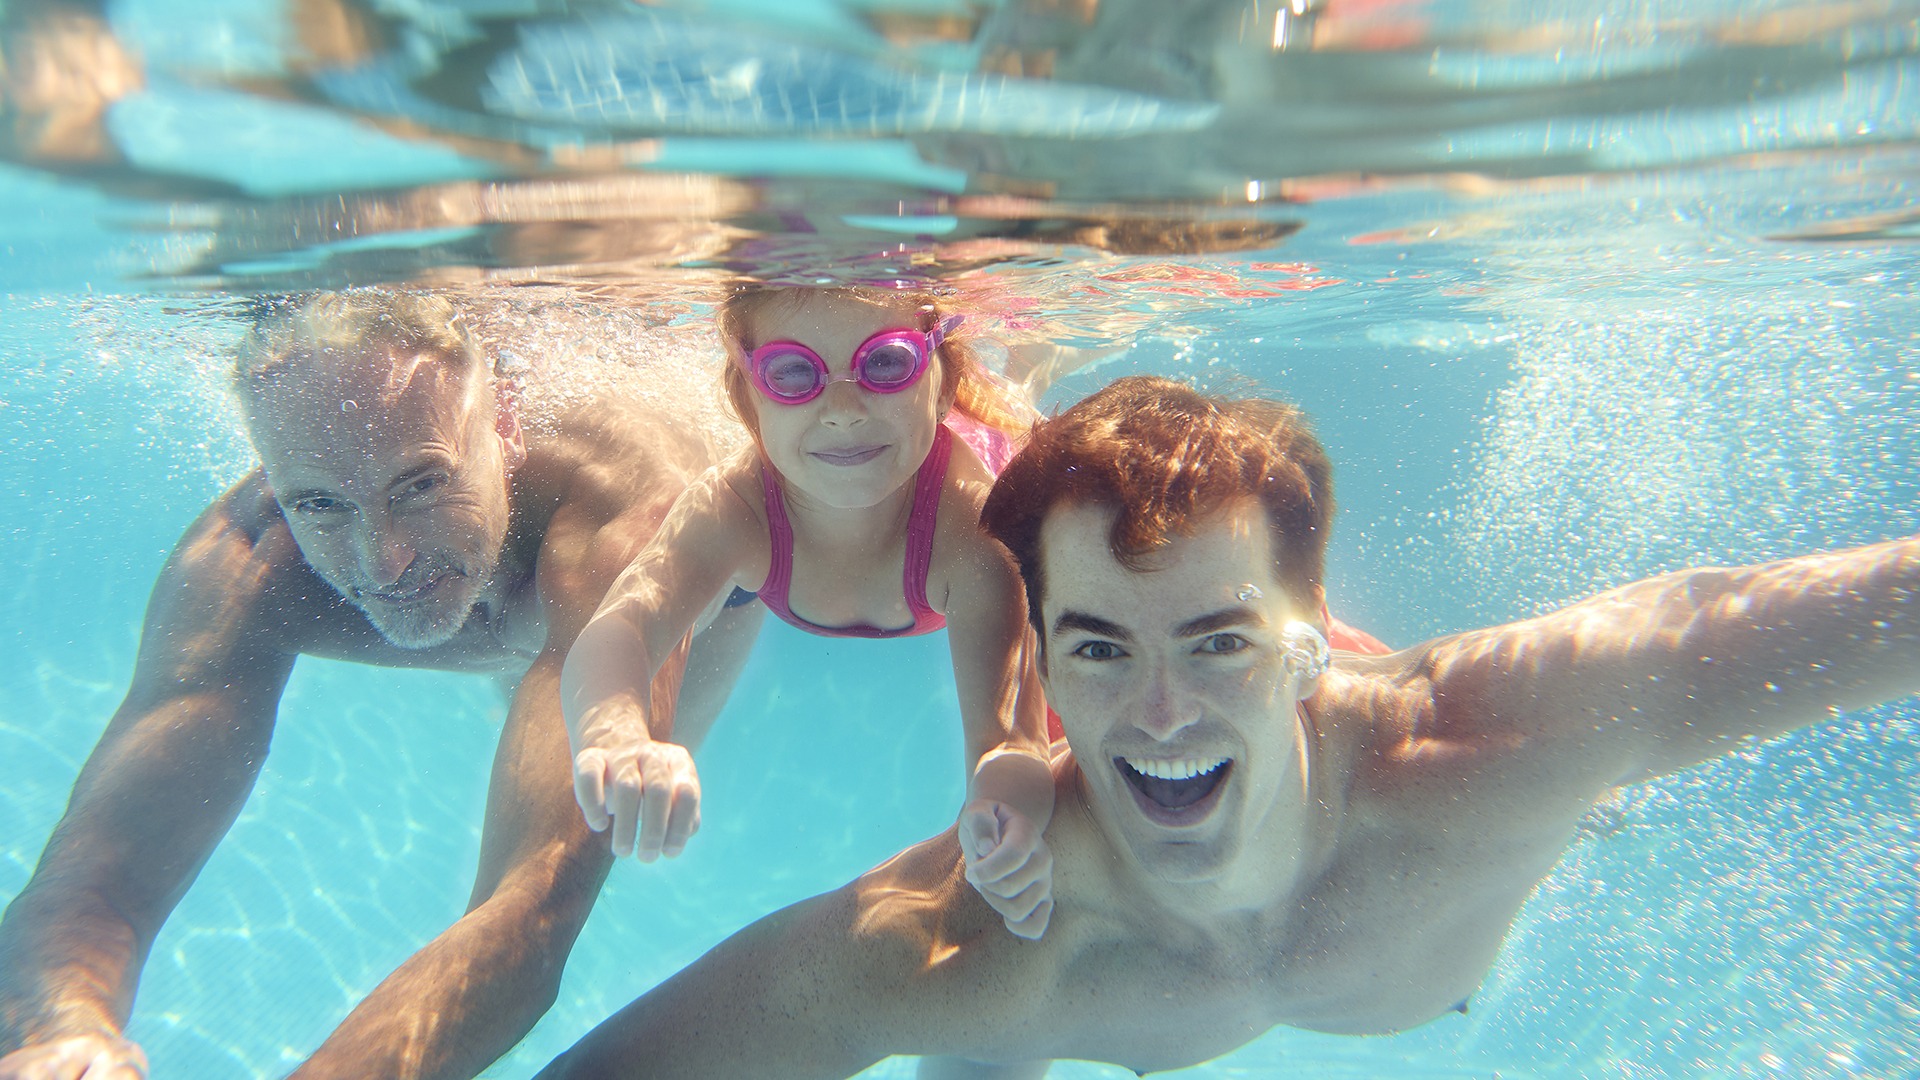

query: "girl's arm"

left=560, top=463, right=762, bottom=861
left=941, top=525, right=1058, bottom=939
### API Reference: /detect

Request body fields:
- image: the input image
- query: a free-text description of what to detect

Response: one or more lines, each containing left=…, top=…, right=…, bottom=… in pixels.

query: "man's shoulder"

left=529, top=393, right=730, bottom=493
left=843, top=830, right=972, bottom=930
left=165, top=473, right=310, bottom=595
left=1307, top=642, right=1608, bottom=832
left=509, top=436, right=757, bottom=650
left=516, top=410, right=720, bottom=546
left=1315, top=635, right=1538, bottom=745
left=840, top=832, right=1006, bottom=960
left=200, top=469, right=285, bottom=539
left=137, top=473, right=348, bottom=671
left=532, top=433, right=756, bottom=554
left=811, top=831, right=1064, bottom=1015
left=1307, top=662, right=1422, bottom=754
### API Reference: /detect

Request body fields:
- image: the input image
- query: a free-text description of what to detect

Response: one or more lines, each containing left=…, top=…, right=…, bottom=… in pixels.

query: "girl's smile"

left=809, top=443, right=889, bottom=466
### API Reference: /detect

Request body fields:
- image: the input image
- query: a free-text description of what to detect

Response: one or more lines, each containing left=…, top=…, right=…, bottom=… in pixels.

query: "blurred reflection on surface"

left=0, top=0, right=254, bottom=198
left=0, top=0, right=1909, bottom=292
left=0, top=1, right=133, bottom=165
left=155, top=167, right=1303, bottom=295
left=933, top=0, right=1920, bottom=197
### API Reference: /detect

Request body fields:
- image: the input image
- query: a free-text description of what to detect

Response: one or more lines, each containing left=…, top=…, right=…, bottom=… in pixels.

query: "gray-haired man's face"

left=245, top=345, right=515, bottom=648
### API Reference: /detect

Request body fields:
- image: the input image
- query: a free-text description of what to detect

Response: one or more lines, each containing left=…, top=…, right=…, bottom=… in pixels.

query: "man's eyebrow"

left=1051, top=611, right=1133, bottom=641
left=1172, top=607, right=1266, bottom=638
left=266, top=468, right=337, bottom=503
left=386, top=458, right=454, bottom=492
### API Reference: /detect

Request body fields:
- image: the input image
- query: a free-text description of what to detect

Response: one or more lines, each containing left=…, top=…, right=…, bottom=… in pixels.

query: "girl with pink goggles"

left=564, top=286, right=1056, bottom=943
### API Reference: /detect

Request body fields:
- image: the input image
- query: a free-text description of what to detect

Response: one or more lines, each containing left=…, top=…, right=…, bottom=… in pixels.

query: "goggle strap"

left=931, top=314, right=963, bottom=350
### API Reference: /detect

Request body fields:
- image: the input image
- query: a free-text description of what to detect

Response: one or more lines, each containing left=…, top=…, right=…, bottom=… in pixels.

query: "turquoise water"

left=4, top=2, right=1920, bottom=1077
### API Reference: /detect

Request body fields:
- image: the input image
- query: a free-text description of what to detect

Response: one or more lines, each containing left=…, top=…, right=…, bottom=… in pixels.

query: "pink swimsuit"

left=756, top=424, right=953, bottom=639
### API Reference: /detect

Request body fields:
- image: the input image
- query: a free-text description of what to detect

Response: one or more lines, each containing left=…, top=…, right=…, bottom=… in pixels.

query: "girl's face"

left=740, top=293, right=955, bottom=510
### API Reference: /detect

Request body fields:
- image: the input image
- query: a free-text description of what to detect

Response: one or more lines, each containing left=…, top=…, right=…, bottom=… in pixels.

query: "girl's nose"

left=817, top=378, right=869, bottom=427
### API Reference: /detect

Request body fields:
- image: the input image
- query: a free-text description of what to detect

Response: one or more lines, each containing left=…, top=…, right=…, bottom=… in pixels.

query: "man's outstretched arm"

left=536, top=827, right=1014, bottom=1080
left=291, top=504, right=762, bottom=1080
left=0, top=496, right=297, bottom=1075
left=1424, top=534, right=1920, bottom=783
left=535, top=883, right=903, bottom=1080
left=288, top=647, right=617, bottom=1080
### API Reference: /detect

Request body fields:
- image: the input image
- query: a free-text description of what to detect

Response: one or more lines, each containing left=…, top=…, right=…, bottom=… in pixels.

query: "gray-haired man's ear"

left=496, top=398, right=527, bottom=472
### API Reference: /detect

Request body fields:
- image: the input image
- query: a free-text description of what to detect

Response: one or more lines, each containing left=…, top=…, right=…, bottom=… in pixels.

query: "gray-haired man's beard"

left=349, top=559, right=489, bottom=649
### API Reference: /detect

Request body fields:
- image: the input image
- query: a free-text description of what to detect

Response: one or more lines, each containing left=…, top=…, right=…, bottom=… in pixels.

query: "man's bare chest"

left=1027, top=834, right=1573, bottom=1069
left=1013, top=936, right=1297, bottom=1073
left=1268, top=812, right=1584, bottom=1032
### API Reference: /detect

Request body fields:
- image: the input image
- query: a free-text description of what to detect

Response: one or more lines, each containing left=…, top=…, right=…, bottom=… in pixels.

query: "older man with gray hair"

left=0, top=291, right=761, bottom=1080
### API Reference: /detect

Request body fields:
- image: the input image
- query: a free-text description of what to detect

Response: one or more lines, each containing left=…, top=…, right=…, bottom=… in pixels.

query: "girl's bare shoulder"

left=937, top=431, right=1002, bottom=529
left=705, top=445, right=770, bottom=527
left=673, top=447, right=773, bottom=595
left=930, top=440, right=1009, bottom=555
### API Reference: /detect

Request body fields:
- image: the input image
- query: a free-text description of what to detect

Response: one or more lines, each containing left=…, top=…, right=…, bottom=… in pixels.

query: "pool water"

left=3, top=2, right=1919, bottom=1077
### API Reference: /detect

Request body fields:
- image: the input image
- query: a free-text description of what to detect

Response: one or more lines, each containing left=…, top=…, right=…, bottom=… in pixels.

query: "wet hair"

left=233, top=290, right=486, bottom=405
left=715, top=283, right=1035, bottom=443
left=981, top=375, right=1334, bottom=633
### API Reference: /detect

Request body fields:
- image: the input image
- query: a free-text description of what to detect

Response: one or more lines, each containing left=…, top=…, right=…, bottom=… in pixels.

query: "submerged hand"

left=959, top=799, right=1053, bottom=940
left=0, top=1035, right=148, bottom=1080
left=572, top=736, right=702, bottom=862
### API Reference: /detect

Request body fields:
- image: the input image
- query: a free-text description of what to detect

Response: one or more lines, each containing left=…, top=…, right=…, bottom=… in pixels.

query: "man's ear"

left=496, top=395, right=527, bottom=470
left=1296, top=668, right=1324, bottom=702
left=1281, top=615, right=1331, bottom=702
left=1301, top=595, right=1331, bottom=701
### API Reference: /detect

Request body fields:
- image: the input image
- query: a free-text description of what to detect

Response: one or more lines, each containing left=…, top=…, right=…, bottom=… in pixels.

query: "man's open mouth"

left=1116, top=756, right=1231, bottom=823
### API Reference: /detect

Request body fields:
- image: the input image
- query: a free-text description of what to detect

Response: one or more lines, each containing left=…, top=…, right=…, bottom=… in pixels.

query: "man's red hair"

left=981, top=376, right=1334, bottom=631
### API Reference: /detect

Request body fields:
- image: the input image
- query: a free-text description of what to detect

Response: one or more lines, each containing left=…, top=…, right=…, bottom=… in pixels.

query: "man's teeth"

left=1122, top=756, right=1228, bottom=781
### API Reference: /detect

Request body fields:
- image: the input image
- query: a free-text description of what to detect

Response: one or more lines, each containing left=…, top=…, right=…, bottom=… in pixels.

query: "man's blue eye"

left=1197, top=634, right=1247, bottom=655
left=295, top=496, right=342, bottom=513
left=1072, top=641, right=1125, bottom=660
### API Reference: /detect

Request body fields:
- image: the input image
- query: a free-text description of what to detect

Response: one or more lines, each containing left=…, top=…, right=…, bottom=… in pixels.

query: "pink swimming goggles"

left=744, top=316, right=960, bottom=405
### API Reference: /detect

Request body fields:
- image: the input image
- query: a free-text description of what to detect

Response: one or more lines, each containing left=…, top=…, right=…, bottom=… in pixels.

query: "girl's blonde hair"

left=716, top=284, right=1036, bottom=443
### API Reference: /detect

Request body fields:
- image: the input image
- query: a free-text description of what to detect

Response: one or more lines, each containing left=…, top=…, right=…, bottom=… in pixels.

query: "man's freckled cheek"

left=1067, top=673, right=1127, bottom=721
left=1240, top=670, right=1278, bottom=706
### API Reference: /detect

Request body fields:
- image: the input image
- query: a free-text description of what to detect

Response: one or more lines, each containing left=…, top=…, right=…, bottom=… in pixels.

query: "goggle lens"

left=760, top=351, right=824, bottom=400
left=857, top=340, right=922, bottom=389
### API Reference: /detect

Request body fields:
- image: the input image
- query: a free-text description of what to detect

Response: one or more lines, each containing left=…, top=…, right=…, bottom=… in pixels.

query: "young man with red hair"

left=540, top=374, right=1920, bottom=1080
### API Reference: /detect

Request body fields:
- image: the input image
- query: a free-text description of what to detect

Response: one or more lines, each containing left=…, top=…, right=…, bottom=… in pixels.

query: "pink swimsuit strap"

left=944, top=410, right=1017, bottom=476
left=756, top=424, right=952, bottom=639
